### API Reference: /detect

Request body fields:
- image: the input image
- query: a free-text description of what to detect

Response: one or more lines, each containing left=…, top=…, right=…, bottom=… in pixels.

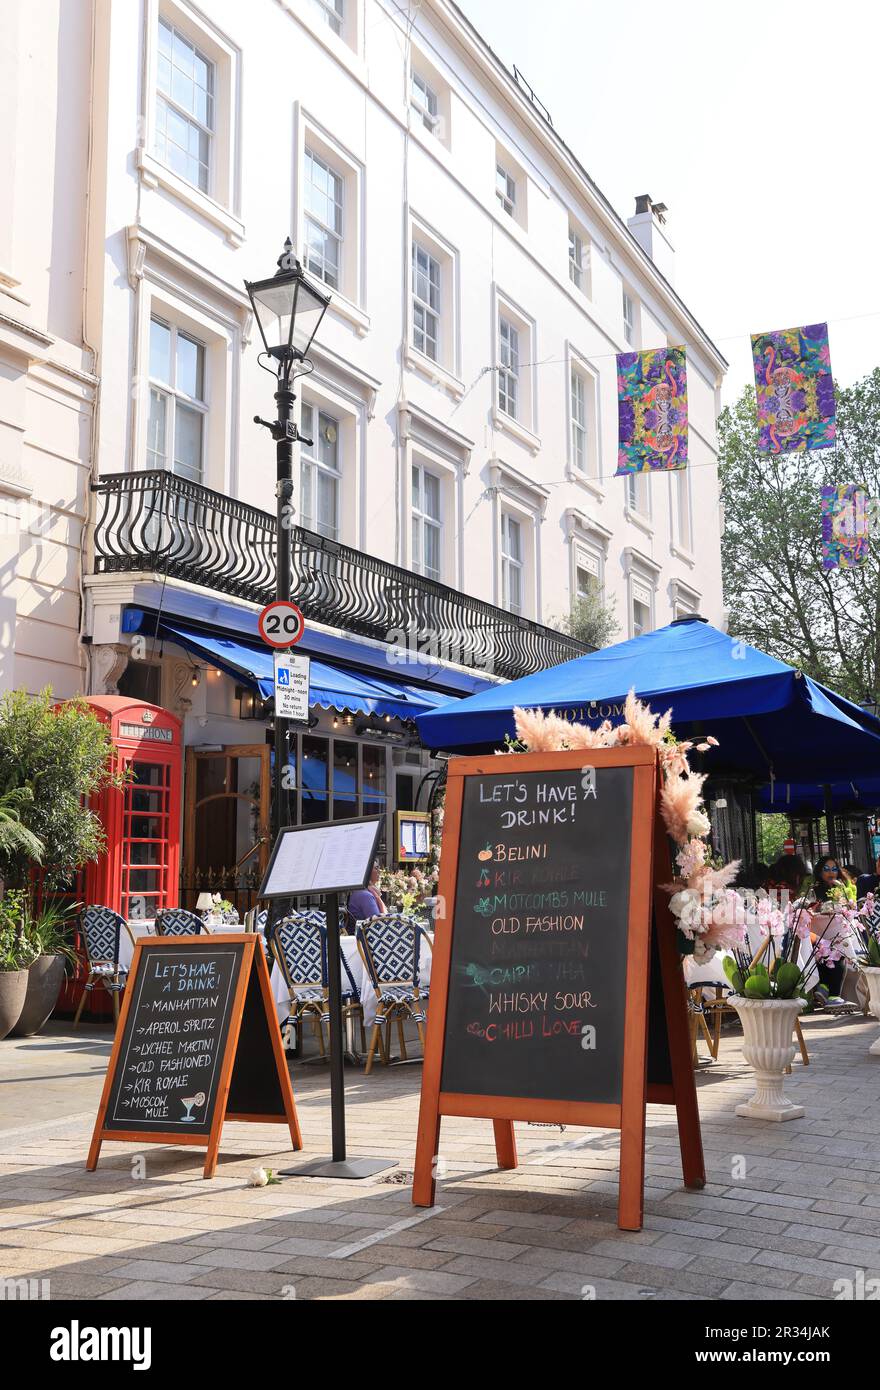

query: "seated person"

left=346, top=859, right=387, bottom=933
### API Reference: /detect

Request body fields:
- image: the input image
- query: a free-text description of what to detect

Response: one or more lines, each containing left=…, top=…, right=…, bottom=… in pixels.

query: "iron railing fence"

left=91, top=469, right=590, bottom=680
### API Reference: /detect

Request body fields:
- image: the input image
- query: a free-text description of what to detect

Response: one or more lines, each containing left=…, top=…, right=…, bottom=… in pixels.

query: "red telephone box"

left=58, top=698, right=182, bottom=1018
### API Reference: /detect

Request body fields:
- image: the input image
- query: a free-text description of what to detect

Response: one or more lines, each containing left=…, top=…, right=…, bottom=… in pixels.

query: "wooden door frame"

left=183, top=744, right=271, bottom=893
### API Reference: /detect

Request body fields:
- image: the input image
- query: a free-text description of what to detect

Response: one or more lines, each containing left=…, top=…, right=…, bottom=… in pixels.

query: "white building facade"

left=1, top=0, right=727, bottom=899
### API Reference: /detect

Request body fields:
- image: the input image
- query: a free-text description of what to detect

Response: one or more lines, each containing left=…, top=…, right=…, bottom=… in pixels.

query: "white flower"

left=249, top=1167, right=269, bottom=1187
left=668, top=889, right=696, bottom=919
left=686, top=807, right=711, bottom=838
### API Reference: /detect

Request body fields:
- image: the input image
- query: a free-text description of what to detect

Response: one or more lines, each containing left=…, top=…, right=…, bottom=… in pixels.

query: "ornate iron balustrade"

left=90, top=470, right=590, bottom=679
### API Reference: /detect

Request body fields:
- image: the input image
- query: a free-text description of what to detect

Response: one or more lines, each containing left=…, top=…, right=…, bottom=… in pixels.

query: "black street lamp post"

left=245, top=240, right=330, bottom=844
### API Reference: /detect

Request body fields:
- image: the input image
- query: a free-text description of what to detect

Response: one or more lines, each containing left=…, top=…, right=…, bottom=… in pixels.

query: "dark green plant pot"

left=11, top=955, right=66, bottom=1037
left=0, top=970, right=29, bottom=1041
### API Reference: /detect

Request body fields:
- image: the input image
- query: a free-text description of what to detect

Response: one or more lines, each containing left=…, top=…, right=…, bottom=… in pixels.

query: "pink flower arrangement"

left=509, top=691, right=745, bottom=963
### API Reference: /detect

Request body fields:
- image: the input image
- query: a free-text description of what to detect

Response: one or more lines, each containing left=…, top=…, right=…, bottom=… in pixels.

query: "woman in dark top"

left=809, top=856, right=848, bottom=1006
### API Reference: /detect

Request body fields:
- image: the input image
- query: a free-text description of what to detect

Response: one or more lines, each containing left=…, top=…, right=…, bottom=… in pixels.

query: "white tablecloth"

left=270, top=934, right=432, bottom=1029
left=119, top=920, right=252, bottom=972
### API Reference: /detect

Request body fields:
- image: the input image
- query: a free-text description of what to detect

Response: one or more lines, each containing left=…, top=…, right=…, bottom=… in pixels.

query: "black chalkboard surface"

left=414, top=746, right=706, bottom=1231
left=103, top=943, right=245, bottom=1134
left=87, top=934, right=301, bottom=1178
left=440, top=764, right=634, bottom=1104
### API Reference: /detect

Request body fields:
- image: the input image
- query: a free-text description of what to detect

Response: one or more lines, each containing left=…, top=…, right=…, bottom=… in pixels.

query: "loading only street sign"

left=273, top=649, right=310, bottom=723
left=258, top=599, right=305, bottom=649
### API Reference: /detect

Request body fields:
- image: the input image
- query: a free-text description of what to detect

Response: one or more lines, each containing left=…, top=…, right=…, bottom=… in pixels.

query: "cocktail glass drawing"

left=180, top=1090, right=206, bottom=1122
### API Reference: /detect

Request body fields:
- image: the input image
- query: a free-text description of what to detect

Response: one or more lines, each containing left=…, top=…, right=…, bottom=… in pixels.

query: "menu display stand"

left=412, top=746, right=704, bottom=1231
left=260, top=816, right=395, bottom=1180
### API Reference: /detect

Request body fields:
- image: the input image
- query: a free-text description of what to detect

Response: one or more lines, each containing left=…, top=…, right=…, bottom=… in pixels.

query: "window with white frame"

left=498, top=317, right=519, bottom=419
left=673, top=468, right=693, bottom=552
left=496, top=163, right=516, bottom=217
left=569, top=226, right=587, bottom=291
left=308, top=0, right=344, bottom=36
left=576, top=561, right=599, bottom=601
left=411, top=462, right=442, bottom=580
left=410, top=70, right=439, bottom=132
left=622, top=289, right=636, bottom=346
left=412, top=242, right=441, bottom=362
left=569, top=364, right=597, bottom=478
left=147, top=317, right=207, bottom=484
left=303, top=147, right=343, bottom=290
left=627, top=470, right=650, bottom=518
left=631, top=578, right=653, bottom=637
left=154, top=18, right=214, bottom=193
left=673, top=594, right=696, bottom=620
left=300, top=402, right=341, bottom=539
left=501, top=512, right=524, bottom=615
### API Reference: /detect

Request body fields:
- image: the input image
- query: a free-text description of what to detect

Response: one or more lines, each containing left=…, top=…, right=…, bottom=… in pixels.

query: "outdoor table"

left=119, top=919, right=258, bottom=973
left=269, top=932, right=433, bottom=1028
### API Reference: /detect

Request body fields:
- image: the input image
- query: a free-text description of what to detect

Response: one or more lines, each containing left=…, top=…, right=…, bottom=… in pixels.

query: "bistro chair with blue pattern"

left=318, top=920, right=367, bottom=1055
left=73, top=906, right=133, bottom=1027
left=267, top=912, right=328, bottom=1055
left=356, top=912, right=428, bottom=1074
left=155, top=907, right=203, bottom=937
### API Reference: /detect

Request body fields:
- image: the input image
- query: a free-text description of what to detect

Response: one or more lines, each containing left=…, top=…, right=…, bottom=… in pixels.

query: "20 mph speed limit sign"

left=258, top=600, right=305, bottom=649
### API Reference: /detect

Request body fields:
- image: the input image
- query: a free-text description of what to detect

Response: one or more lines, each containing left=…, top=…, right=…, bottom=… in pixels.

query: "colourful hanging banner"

left=615, top=346, right=688, bottom=474
left=820, top=484, right=870, bottom=570
left=751, top=323, right=836, bottom=454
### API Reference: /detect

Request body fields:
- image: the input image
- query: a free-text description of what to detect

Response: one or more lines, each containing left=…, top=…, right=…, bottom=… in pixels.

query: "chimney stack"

left=627, top=194, right=675, bottom=286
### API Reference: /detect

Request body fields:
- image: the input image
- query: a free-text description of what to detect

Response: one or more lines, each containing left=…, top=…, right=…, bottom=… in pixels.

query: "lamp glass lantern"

left=245, top=238, right=331, bottom=363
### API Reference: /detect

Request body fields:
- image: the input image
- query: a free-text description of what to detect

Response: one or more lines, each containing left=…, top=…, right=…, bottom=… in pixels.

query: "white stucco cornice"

left=426, top=0, right=728, bottom=377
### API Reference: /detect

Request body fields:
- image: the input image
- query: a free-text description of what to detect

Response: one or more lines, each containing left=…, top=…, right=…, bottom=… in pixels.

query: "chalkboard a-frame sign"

left=87, top=934, right=301, bottom=1179
left=412, top=746, right=705, bottom=1231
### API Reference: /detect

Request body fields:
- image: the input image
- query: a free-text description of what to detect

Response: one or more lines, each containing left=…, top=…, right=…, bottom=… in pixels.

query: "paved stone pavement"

left=2, top=1010, right=880, bottom=1301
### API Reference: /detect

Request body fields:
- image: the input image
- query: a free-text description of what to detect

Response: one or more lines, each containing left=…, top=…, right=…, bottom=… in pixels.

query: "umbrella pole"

left=824, top=784, right=838, bottom=860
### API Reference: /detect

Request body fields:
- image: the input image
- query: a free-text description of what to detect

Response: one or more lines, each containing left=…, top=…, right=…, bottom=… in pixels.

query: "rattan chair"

left=73, top=906, right=133, bottom=1026
left=356, top=912, right=428, bottom=1075
left=267, top=912, right=328, bottom=1055
left=155, top=907, right=203, bottom=937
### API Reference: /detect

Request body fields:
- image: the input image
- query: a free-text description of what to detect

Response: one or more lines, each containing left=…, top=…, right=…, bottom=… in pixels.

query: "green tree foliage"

left=718, top=370, right=880, bottom=704
left=758, top=813, right=791, bottom=865
left=0, top=690, right=126, bottom=888
left=551, top=589, right=620, bottom=650
left=0, top=788, right=44, bottom=865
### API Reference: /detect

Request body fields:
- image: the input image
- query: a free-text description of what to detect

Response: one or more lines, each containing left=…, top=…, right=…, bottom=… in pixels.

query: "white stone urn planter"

left=730, top=996, right=807, bottom=1121
left=859, top=967, right=880, bottom=1056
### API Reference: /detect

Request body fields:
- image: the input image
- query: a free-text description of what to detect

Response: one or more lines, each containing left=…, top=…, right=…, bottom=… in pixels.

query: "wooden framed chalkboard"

left=86, top=934, right=301, bottom=1178
left=412, top=747, right=704, bottom=1230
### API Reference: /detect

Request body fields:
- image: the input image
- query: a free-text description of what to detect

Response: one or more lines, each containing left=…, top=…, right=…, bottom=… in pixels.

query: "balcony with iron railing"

left=90, top=470, right=590, bottom=680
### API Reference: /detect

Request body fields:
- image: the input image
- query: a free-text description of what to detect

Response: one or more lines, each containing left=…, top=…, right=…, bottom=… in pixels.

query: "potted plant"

left=852, top=895, right=880, bottom=1056
left=0, top=890, right=39, bottom=1040
left=722, top=953, right=807, bottom=1120
left=0, top=689, right=126, bottom=896
left=721, top=901, right=852, bottom=1121
left=12, top=898, right=81, bottom=1037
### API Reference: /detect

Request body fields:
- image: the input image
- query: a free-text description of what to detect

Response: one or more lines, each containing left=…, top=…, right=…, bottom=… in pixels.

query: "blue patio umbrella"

left=416, top=616, right=880, bottom=792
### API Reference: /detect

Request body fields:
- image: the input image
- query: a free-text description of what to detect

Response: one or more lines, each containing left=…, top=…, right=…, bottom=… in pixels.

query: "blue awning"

left=127, top=615, right=455, bottom=722
left=415, top=615, right=880, bottom=788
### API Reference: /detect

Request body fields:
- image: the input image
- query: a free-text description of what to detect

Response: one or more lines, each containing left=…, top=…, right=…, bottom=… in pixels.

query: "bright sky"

left=457, top=0, right=879, bottom=403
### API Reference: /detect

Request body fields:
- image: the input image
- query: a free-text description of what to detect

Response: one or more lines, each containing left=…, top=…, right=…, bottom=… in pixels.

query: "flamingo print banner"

left=751, top=323, right=836, bottom=453
left=820, top=484, right=870, bottom=571
left=615, top=347, right=688, bottom=474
